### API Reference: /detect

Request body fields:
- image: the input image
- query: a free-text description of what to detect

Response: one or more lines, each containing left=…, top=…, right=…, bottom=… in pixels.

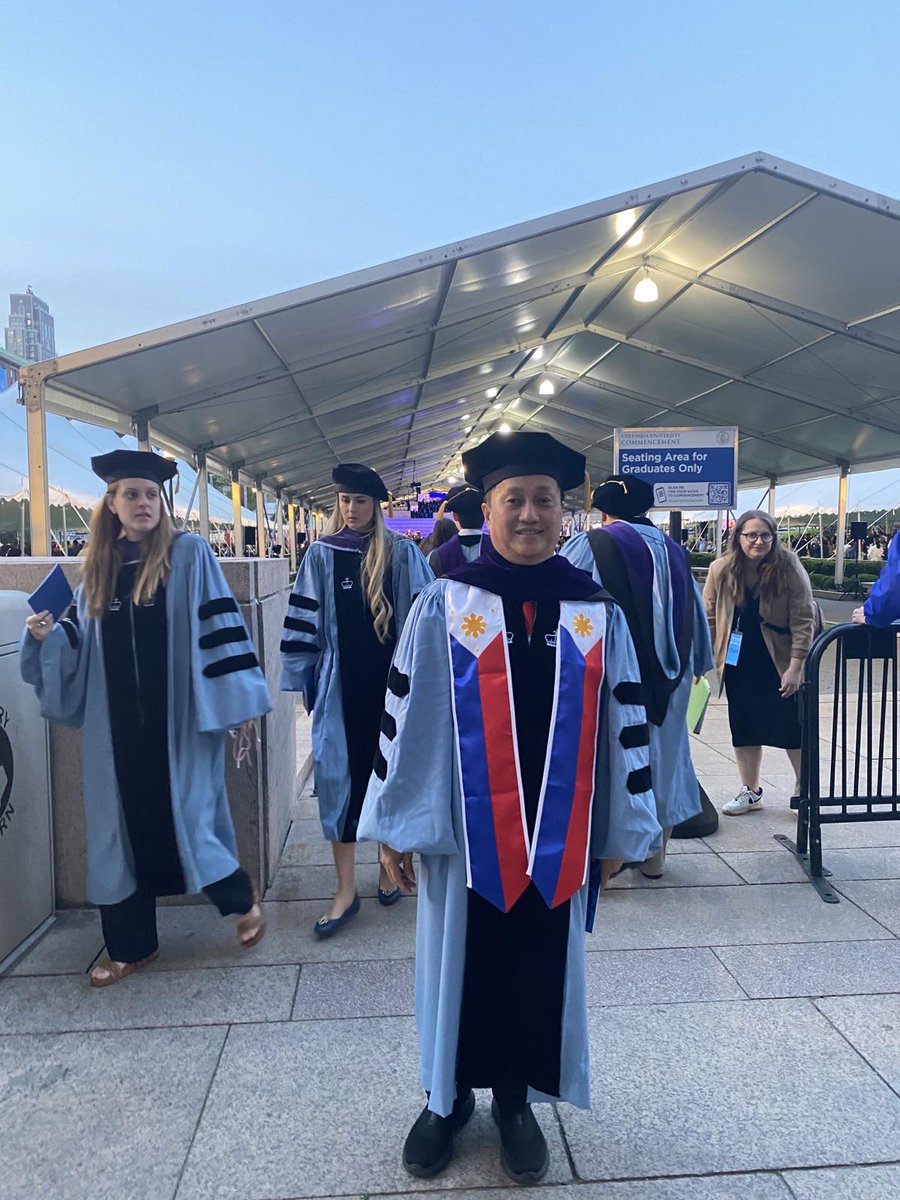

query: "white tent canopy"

left=1, top=384, right=255, bottom=529
left=19, top=151, right=900, bottom=563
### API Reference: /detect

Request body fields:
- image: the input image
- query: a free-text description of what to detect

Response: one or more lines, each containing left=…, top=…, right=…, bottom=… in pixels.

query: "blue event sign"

left=614, top=427, right=738, bottom=510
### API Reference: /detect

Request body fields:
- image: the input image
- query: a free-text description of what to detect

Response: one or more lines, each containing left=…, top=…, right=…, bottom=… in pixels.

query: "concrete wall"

left=0, top=556, right=295, bottom=908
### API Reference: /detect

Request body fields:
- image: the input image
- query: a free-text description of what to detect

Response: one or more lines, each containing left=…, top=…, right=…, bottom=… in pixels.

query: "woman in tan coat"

left=703, top=510, right=818, bottom=815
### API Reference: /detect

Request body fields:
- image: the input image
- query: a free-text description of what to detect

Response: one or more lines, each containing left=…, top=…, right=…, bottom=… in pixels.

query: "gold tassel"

left=584, top=469, right=591, bottom=513
left=436, top=499, right=448, bottom=521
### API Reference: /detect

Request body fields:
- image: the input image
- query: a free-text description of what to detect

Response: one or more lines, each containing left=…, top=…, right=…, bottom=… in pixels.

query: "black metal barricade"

left=776, top=622, right=900, bottom=903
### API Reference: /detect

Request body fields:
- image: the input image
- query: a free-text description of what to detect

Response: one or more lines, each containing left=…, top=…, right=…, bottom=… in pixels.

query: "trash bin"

left=0, top=592, right=54, bottom=970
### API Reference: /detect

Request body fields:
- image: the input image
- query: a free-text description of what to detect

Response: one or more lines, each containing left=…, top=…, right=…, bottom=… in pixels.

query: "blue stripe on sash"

left=450, top=635, right=505, bottom=911
left=530, top=627, right=585, bottom=903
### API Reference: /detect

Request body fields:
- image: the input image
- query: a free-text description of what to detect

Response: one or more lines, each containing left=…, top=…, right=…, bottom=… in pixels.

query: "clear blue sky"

left=4, top=0, right=900, bottom=510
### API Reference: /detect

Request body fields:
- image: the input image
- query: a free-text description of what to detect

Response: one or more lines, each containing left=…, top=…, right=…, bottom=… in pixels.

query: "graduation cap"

left=592, top=474, right=654, bottom=518
left=332, top=462, right=389, bottom=502
left=444, top=483, right=484, bottom=514
left=463, top=431, right=585, bottom=494
left=91, top=449, right=178, bottom=487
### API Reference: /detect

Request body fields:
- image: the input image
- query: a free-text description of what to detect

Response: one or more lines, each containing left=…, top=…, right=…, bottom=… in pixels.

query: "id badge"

left=725, top=631, right=743, bottom=666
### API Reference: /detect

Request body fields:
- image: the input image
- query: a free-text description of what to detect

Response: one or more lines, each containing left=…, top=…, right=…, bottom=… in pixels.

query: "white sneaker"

left=722, top=785, right=765, bottom=816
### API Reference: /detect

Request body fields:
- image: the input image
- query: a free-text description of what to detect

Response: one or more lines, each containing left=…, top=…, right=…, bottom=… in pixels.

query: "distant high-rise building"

left=5, top=287, right=56, bottom=363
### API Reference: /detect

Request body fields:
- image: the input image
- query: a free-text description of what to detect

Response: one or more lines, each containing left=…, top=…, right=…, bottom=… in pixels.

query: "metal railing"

left=776, top=622, right=900, bottom=902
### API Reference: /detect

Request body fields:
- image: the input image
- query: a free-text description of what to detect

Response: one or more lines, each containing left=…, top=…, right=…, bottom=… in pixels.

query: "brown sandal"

left=89, top=950, right=159, bottom=988
left=237, top=892, right=266, bottom=949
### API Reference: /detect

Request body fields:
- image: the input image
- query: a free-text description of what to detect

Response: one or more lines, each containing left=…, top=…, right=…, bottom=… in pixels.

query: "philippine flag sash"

left=445, top=582, right=605, bottom=913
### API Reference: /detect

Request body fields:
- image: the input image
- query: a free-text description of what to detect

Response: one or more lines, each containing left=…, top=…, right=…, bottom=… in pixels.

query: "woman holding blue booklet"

left=21, top=449, right=272, bottom=986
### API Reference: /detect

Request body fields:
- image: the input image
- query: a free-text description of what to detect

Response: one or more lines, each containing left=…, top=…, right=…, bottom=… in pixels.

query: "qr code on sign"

left=708, top=483, right=730, bottom=505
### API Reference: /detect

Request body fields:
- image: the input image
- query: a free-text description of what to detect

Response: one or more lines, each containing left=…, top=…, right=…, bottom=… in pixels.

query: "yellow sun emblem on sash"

left=572, top=613, right=593, bottom=638
left=461, top=612, right=488, bottom=639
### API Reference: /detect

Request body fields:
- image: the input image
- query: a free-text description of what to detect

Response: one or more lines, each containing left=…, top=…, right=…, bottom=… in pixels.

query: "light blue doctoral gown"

left=561, top=525, right=714, bottom=829
left=358, top=580, right=661, bottom=1116
left=19, top=534, right=272, bottom=905
left=280, top=532, right=434, bottom=841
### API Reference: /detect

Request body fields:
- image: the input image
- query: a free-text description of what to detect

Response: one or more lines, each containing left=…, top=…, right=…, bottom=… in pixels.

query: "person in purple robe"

left=428, top=483, right=486, bottom=578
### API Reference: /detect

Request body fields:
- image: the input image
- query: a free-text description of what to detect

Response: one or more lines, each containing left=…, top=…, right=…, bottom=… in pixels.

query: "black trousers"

left=98, top=868, right=254, bottom=963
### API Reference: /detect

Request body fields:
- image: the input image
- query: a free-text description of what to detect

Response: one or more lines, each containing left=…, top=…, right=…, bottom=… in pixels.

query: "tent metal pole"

left=197, top=452, right=210, bottom=543
left=715, top=513, right=723, bottom=557
left=255, top=481, right=266, bottom=558
left=288, top=501, right=297, bottom=572
left=24, top=372, right=51, bottom=555
left=835, top=464, right=850, bottom=586
left=180, top=472, right=201, bottom=531
left=768, top=475, right=777, bottom=519
left=231, top=467, right=244, bottom=557
left=134, top=414, right=151, bottom=452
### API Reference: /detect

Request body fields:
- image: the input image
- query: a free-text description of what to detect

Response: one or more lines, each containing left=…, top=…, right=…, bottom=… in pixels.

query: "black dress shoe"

left=491, top=1098, right=549, bottom=1184
left=402, top=1089, right=475, bottom=1178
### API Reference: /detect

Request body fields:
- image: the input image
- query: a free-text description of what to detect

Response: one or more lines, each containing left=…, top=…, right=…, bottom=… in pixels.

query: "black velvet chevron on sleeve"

left=202, top=652, right=260, bottom=679
left=288, top=594, right=319, bottom=611
left=613, top=681, right=644, bottom=707
left=388, top=666, right=410, bottom=698
left=280, top=638, right=319, bottom=654
left=199, top=626, right=249, bottom=651
left=198, top=596, right=239, bottom=620
left=284, top=616, right=316, bottom=635
left=380, top=711, right=397, bottom=741
left=373, top=749, right=388, bottom=781
left=619, top=722, right=650, bottom=750
left=626, top=764, right=652, bottom=795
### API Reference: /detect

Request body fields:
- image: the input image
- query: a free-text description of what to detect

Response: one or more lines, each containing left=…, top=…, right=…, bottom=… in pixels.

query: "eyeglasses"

left=741, top=531, right=773, bottom=543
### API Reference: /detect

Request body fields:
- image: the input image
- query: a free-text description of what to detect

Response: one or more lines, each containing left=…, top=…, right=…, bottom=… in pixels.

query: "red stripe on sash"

left=553, top=638, right=604, bottom=906
left=478, top=633, right=530, bottom=911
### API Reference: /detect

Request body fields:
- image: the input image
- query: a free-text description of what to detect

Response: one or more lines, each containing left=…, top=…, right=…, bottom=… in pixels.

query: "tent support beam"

left=24, top=373, right=51, bottom=555
left=768, top=476, right=777, bottom=518
left=197, top=452, right=210, bottom=542
left=255, top=481, right=266, bottom=558
left=288, top=501, right=297, bottom=572
left=134, top=414, right=151, bottom=451
left=835, top=465, right=850, bottom=586
left=231, top=467, right=244, bottom=557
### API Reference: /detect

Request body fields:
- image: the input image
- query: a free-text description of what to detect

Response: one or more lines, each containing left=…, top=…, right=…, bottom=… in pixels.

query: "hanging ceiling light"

left=448, top=475, right=457, bottom=484
left=485, top=386, right=499, bottom=399
left=498, top=422, right=512, bottom=434
left=492, top=401, right=503, bottom=410
left=633, top=269, right=659, bottom=304
left=538, top=378, right=556, bottom=396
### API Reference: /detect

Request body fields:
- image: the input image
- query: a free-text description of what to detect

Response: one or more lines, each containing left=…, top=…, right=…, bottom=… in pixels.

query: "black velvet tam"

left=91, top=450, right=178, bottom=486
left=463, top=432, right=585, bottom=494
left=592, top=474, right=654, bottom=517
left=444, top=483, right=484, bottom=514
left=332, top=462, right=389, bottom=502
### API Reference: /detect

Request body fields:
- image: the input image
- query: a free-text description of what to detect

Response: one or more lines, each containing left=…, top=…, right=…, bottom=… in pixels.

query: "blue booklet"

left=27, top=564, right=75, bottom=622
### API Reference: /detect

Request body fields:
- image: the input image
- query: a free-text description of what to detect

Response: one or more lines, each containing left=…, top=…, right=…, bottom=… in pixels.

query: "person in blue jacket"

left=21, top=450, right=272, bottom=987
left=853, top=530, right=900, bottom=626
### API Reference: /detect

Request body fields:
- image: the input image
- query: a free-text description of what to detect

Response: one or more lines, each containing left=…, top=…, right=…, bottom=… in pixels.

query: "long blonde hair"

left=82, top=483, right=175, bottom=619
left=723, top=509, right=792, bottom=606
left=325, top=500, right=394, bottom=643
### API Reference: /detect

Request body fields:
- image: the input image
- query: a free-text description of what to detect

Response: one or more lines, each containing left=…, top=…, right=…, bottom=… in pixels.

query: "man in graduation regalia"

left=428, top=483, right=486, bottom=578
left=561, top=475, right=713, bottom=876
left=358, top=433, right=661, bottom=1183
